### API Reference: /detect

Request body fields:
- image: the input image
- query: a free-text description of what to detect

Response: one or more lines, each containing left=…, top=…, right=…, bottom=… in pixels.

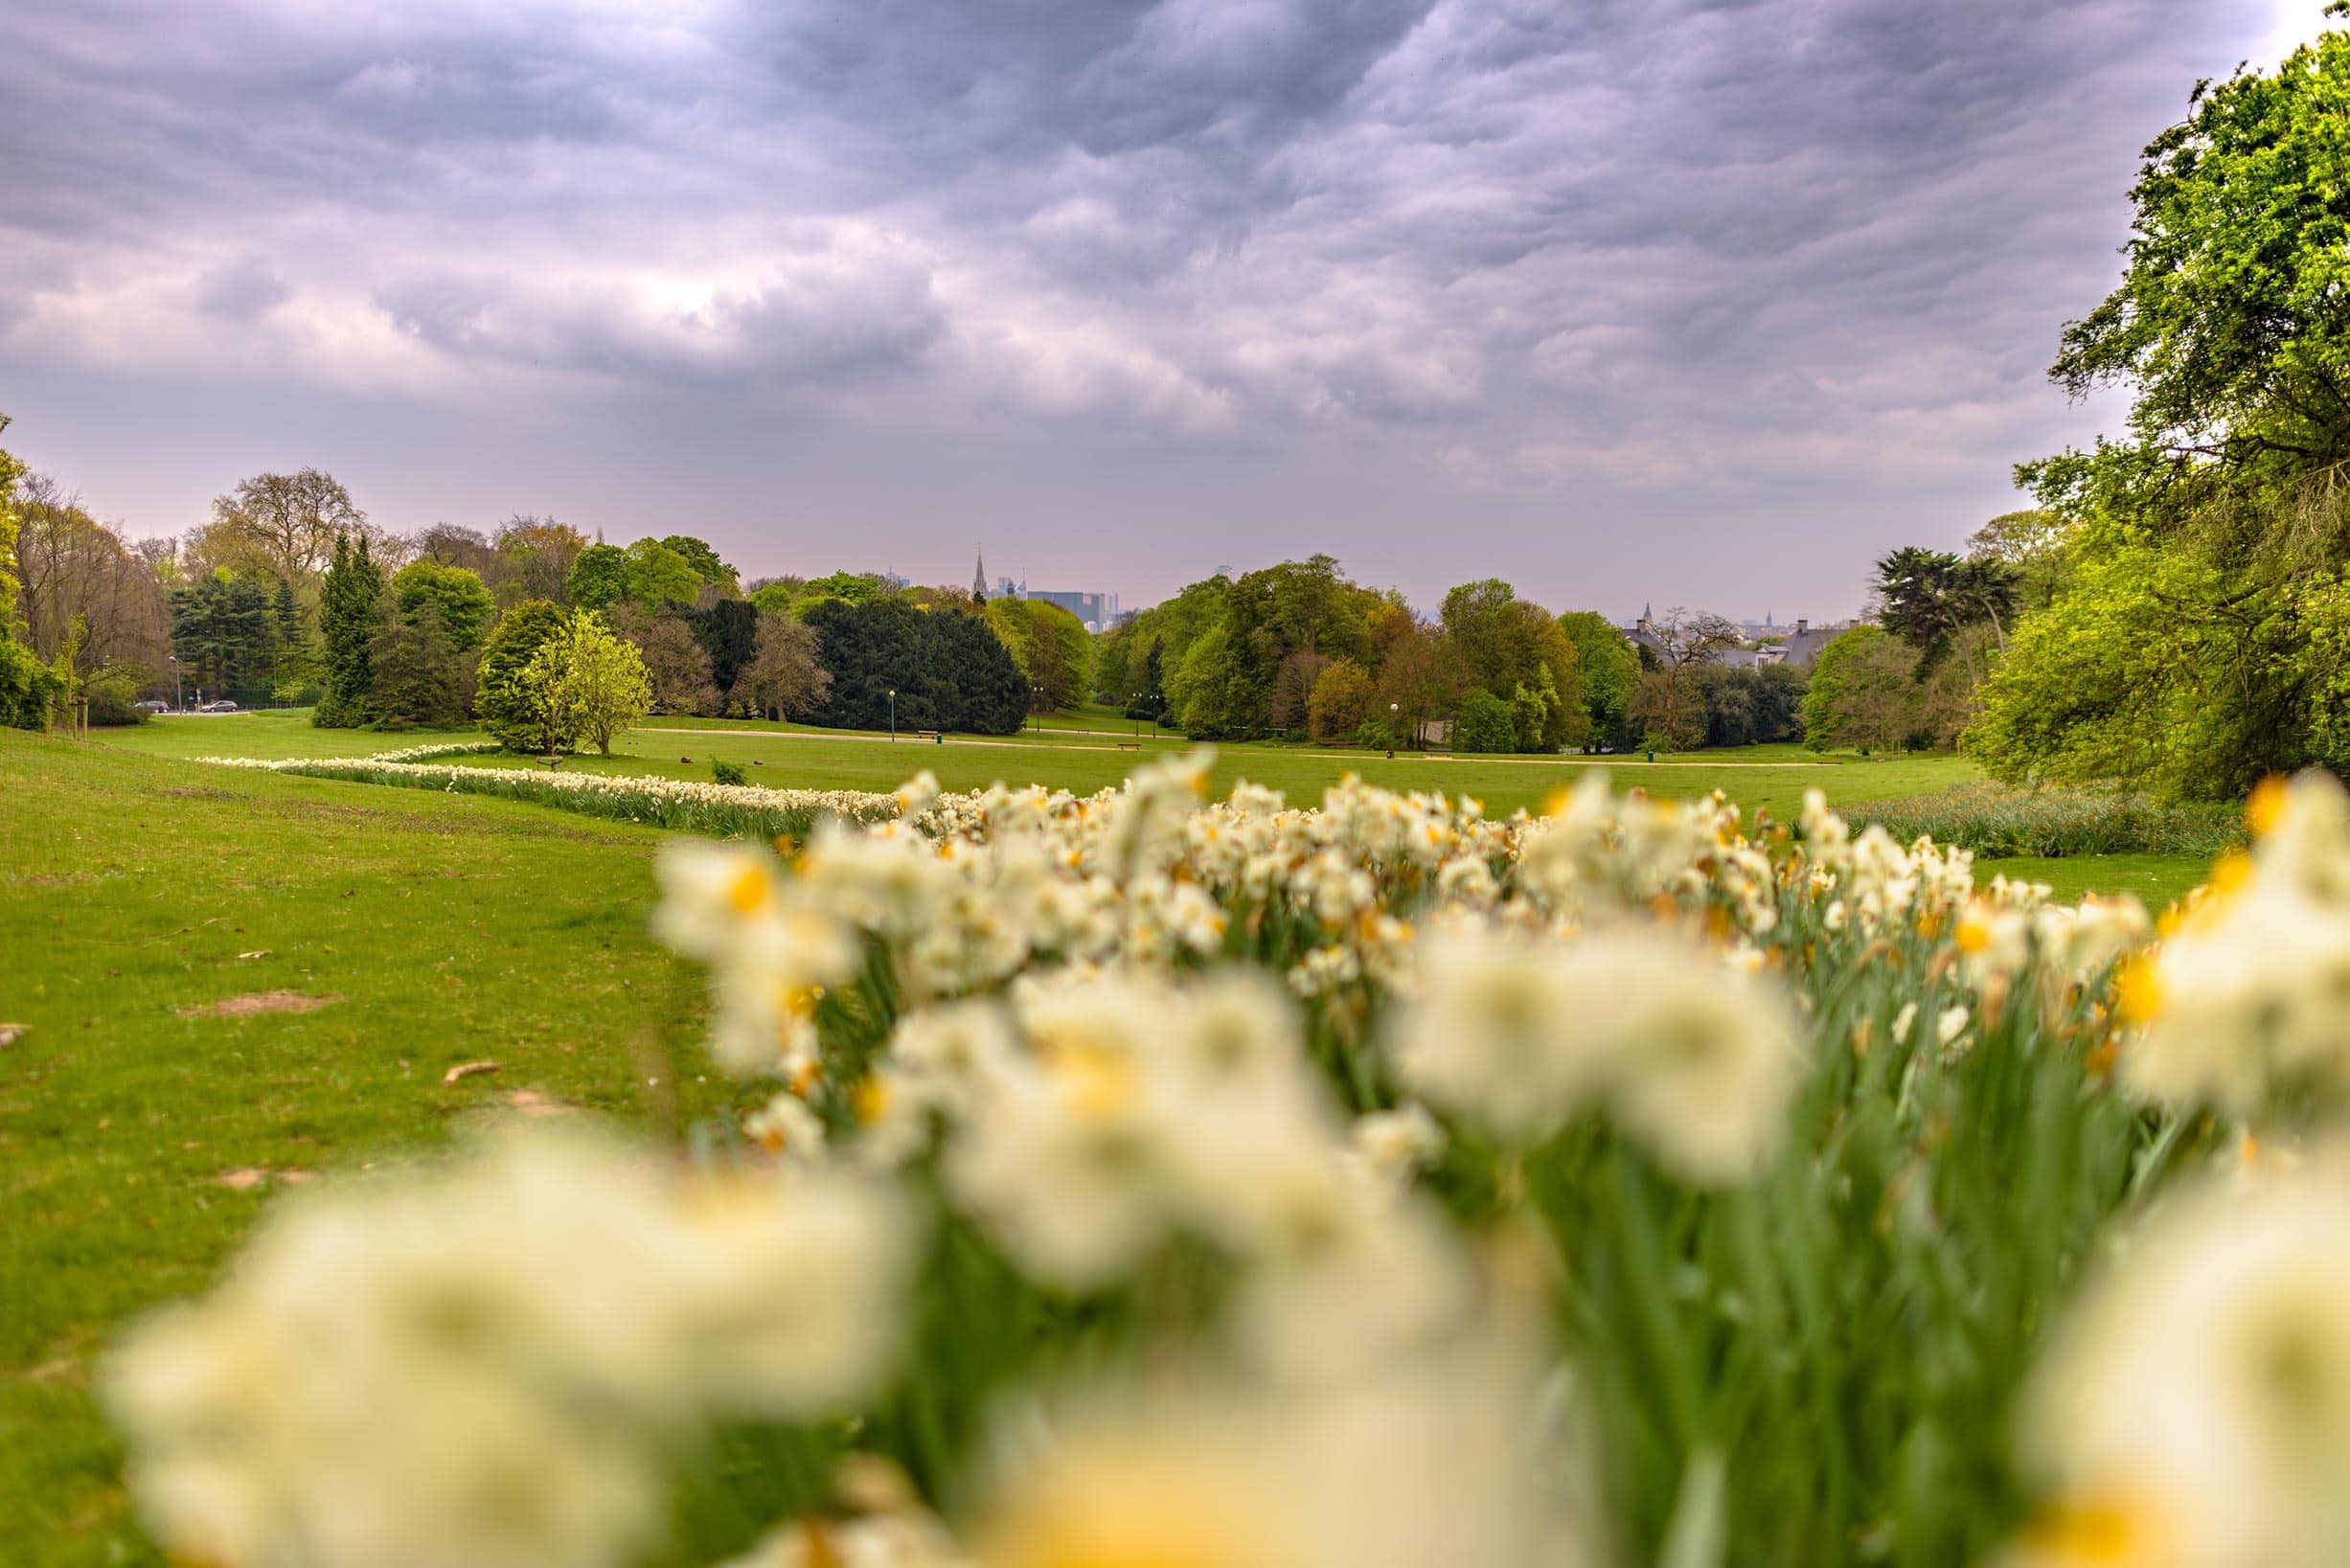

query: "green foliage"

left=267, top=577, right=309, bottom=687
left=2046, top=30, right=2350, bottom=485
left=623, top=537, right=701, bottom=607
left=1978, top=29, right=2350, bottom=796
left=801, top=598, right=1024, bottom=735
left=1559, top=610, right=1639, bottom=741
left=1692, top=664, right=1810, bottom=748
left=1509, top=666, right=1561, bottom=753
left=170, top=571, right=275, bottom=704
left=0, top=637, right=61, bottom=729
left=658, top=535, right=737, bottom=593
left=389, top=559, right=496, bottom=652
left=566, top=544, right=631, bottom=610
left=1803, top=626, right=1885, bottom=751
left=475, top=599, right=572, bottom=752
left=1806, top=627, right=1966, bottom=755
left=1116, top=557, right=1395, bottom=739
left=1451, top=688, right=1516, bottom=753
left=1306, top=656, right=1375, bottom=742
left=1441, top=579, right=1587, bottom=750
left=711, top=759, right=747, bottom=786
left=0, top=412, right=22, bottom=629
left=526, top=611, right=654, bottom=756
left=688, top=599, right=760, bottom=693
left=367, top=600, right=476, bottom=731
left=1848, top=780, right=2247, bottom=859
left=800, top=571, right=890, bottom=608
left=1874, top=546, right=2018, bottom=680
left=984, top=597, right=1092, bottom=712
left=314, top=536, right=387, bottom=728
left=1967, top=527, right=2313, bottom=798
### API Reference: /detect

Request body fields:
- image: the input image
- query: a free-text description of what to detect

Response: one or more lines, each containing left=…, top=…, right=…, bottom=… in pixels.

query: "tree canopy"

left=1972, top=24, right=2350, bottom=797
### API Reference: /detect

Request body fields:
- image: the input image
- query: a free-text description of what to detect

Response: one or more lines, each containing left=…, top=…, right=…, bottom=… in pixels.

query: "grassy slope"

left=1989, top=852, right=2213, bottom=912
left=0, top=728, right=745, bottom=1568
left=101, top=712, right=1974, bottom=825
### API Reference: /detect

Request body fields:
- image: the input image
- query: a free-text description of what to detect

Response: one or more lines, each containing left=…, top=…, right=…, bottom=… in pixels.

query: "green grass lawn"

left=8, top=721, right=2206, bottom=1566
left=100, top=713, right=1972, bottom=826
left=1983, top=852, right=2213, bottom=911
left=0, top=728, right=752, bottom=1568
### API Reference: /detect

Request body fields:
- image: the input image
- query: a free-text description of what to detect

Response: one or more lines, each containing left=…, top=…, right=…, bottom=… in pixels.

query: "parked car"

left=134, top=699, right=171, bottom=714
left=197, top=699, right=240, bottom=713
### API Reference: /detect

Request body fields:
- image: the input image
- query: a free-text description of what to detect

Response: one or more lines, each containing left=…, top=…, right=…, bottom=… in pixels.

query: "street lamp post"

left=1129, top=693, right=1138, bottom=740
left=1387, top=702, right=1399, bottom=761
left=888, top=689, right=897, bottom=742
left=170, top=655, right=183, bottom=712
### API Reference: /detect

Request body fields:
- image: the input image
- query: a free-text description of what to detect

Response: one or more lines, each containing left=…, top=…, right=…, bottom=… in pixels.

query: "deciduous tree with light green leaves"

left=526, top=611, right=652, bottom=756
left=1558, top=610, right=1638, bottom=746
left=475, top=598, right=572, bottom=751
left=390, top=559, right=496, bottom=652
left=0, top=414, right=65, bottom=728
left=1973, top=19, right=2350, bottom=798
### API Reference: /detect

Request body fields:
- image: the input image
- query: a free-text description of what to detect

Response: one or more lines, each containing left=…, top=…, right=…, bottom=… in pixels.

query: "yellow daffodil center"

left=727, top=862, right=774, bottom=916
left=2114, top=957, right=2162, bottom=1026
left=2246, top=775, right=2288, bottom=837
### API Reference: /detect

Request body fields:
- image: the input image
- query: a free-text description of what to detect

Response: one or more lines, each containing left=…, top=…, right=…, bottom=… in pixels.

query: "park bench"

left=1116, top=740, right=1143, bottom=752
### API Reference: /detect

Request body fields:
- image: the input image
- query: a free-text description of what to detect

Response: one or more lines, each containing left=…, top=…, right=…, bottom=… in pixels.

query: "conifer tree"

left=314, top=534, right=385, bottom=728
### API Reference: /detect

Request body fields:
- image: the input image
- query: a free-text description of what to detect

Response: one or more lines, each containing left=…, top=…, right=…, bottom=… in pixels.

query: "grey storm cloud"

left=0, top=0, right=2312, bottom=612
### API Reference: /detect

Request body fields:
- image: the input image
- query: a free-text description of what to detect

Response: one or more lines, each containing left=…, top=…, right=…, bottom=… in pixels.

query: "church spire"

left=973, top=551, right=987, bottom=602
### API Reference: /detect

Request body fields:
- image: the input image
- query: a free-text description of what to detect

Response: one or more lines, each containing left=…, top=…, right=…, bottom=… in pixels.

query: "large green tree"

left=170, top=573, right=273, bottom=701
left=314, top=535, right=386, bottom=727
left=526, top=611, right=653, bottom=755
left=566, top=543, right=631, bottom=611
left=1438, top=579, right=1587, bottom=751
left=475, top=598, right=572, bottom=751
left=1972, top=22, right=2350, bottom=796
left=1558, top=611, right=1640, bottom=746
left=390, top=559, right=496, bottom=652
left=369, top=600, right=475, bottom=729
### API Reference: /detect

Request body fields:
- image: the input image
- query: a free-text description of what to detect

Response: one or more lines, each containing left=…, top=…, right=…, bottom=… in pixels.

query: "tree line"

left=0, top=449, right=1080, bottom=743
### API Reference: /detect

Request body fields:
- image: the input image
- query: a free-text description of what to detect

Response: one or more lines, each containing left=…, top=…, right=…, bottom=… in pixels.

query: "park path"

left=637, top=724, right=1841, bottom=767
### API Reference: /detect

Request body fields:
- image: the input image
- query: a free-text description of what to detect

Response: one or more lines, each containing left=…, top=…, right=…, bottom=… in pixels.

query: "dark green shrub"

left=712, top=760, right=747, bottom=786
left=1452, top=690, right=1516, bottom=754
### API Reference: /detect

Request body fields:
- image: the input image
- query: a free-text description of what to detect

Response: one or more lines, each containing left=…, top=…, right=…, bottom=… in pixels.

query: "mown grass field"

left=6, top=718, right=2215, bottom=1566
left=0, top=729, right=755, bottom=1568
left=99, top=710, right=1974, bottom=825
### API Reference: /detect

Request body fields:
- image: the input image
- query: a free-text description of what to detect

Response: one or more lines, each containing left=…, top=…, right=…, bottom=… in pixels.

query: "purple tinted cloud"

left=0, top=0, right=2315, bottom=616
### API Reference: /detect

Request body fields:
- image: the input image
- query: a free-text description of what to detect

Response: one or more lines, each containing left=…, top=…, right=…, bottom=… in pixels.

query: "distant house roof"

left=1781, top=622, right=1849, bottom=669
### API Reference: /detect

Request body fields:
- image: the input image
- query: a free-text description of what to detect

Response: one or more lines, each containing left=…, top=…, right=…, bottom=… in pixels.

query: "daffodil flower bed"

left=352, top=739, right=509, bottom=764
left=111, top=755, right=2350, bottom=1568
left=200, top=753, right=902, bottom=839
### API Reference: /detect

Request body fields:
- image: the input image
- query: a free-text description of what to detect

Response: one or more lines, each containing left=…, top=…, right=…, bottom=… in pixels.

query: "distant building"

left=1779, top=618, right=1848, bottom=670
left=1029, top=588, right=1120, bottom=632
left=994, top=574, right=1027, bottom=602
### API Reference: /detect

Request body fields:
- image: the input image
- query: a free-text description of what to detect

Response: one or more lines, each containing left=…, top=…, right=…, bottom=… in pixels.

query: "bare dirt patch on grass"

left=175, top=990, right=339, bottom=1019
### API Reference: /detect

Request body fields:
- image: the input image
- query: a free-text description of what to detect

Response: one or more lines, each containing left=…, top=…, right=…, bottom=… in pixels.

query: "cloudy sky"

left=0, top=0, right=2325, bottom=618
